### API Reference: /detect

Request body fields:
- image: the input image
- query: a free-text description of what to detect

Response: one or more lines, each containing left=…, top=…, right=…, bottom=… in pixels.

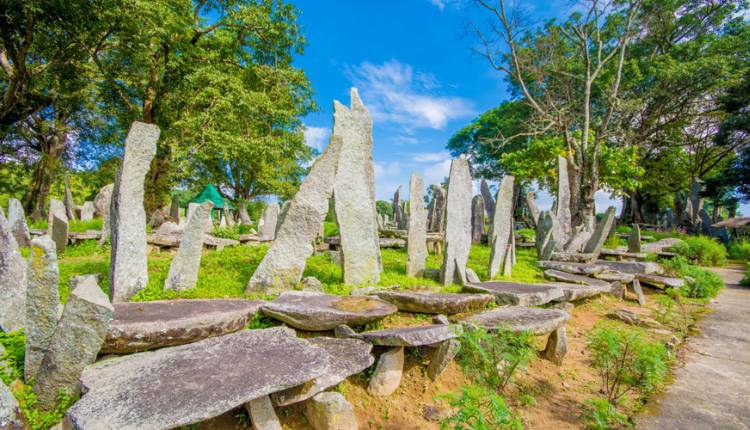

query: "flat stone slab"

left=352, top=324, right=461, bottom=347
left=374, top=290, right=494, bottom=314
left=102, top=299, right=264, bottom=353
left=262, top=292, right=397, bottom=331
left=595, top=260, right=664, bottom=275
left=594, top=270, right=636, bottom=283
left=324, top=236, right=406, bottom=248
left=463, top=281, right=564, bottom=306
left=147, top=233, right=239, bottom=248
left=550, top=252, right=598, bottom=263
left=69, top=230, right=103, bottom=241
left=460, top=307, right=569, bottom=335
left=67, top=327, right=329, bottom=430
left=601, top=249, right=648, bottom=260
left=636, top=273, right=685, bottom=289
left=272, top=337, right=374, bottom=406
left=543, top=269, right=611, bottom=288
left=537, top=260, right=606, bottom=275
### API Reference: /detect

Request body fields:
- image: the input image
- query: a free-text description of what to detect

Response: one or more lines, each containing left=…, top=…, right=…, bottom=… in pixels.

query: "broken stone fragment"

left=427, top=338, right=460, bottom=380
left=245, top=395, right=282, bottom=430
left=24, top=236, right=59, bottom=382
left=368, top=346, right=404, bottom=396
left=304, top=392, right=358, bottom=430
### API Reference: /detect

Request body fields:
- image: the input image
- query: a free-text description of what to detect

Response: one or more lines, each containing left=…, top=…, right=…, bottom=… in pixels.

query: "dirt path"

left=637, top=264, right=750, bottom=429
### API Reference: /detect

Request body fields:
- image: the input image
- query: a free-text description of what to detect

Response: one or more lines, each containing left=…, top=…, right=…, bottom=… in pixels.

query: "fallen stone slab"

left=635, top=273, right=685, bottom=289
left=550, top=252, right=598, bottom=263
left=595, top=260, right=664, bottom=275
left=272, top=337, right=374, bottom=406
left=245, top=395, right=282, bottom=430
left=68, top=231, right=103, bottom=241
left=537, top=260, right=606, bottom=275
left=594, top=270, right=636, bottom=283
left=543, top=269, right=611, bottom=288
left=553, top=282, right=612, bottom=302
left=262, top=292, right=397, bottom=331
left=460, top=307, right=569, bottom=335
left=600, top=248, right=648, bottom=260
left=608, top=309, right=660, bottom=328
left=368, top=346, right=403, bottom=396
left=66, top=327, right=329, bottom=430
left=641, top=237, right=683, bottom=253
left=352, top=324, right=461, bottom=347
left=324, top=236, right=406, bottom=248
left=102, top=299, right=263, bottom=353
left=463, top=281, right=564, bottom=306
left=146, top=233, right=239, bottom=249
left=304, top=392, right=358, bottom=430
left=373, top=290, right=494, bottom=315
left=427, top=338, right=460, bottom=381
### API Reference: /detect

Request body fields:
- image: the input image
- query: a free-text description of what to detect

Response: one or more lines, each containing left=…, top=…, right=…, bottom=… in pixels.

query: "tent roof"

left=189, top=184, right=232, bottom=209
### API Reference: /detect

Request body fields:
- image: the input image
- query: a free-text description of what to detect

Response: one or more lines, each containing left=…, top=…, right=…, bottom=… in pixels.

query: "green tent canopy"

left=189, top=184, right=232, bottom=209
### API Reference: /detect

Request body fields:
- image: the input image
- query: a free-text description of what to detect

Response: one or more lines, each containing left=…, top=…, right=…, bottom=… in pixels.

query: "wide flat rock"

left=374, top=290, right=494, bottom=314
left=67, top=327, right=329, bottom=430
left=460, top=307, right=569, bottom=335
left=102, top=299, right=264, bottom=353
left=537, top=260, right=606, bottom=275
left=262, top=291, right=397, bottom=331
left=595, top=260, right=664, bottom=275
left=147, top=233, right=239, bottom=248
left=272, top=337, right=374, bottom=406
left=324, top=236, right=406, bottom=248
left=635, top=273, right=685, bottom=289
left=594, top=270, right=636, bottom=283
left=550, top=252, right=597, bottom=263
left=463, top=281, right=564, bottom=306
left=353, top=324, right=461, bottom=346
left=543, top=269, right=611, bottom=288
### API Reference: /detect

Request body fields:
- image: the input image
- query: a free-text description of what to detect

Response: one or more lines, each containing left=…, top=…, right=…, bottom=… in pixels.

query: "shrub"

left=728, top=241, right=750, bottom=261
left=669, top=236, right=726, bottom=266
left=0, top=330, right=25, bottom=385
left=515, top=228, right=535, bottom=243
left=654, top=295, right=676, bottom=325
left=457, top=327, right=536, bottom=392
left=579, top=398, right=628, bottom=430
left=439, top=384, right=524, bottom=430
left=742, top=265, right=750, bottom=287
left=587, top=321, right=669, bottom=405
left=616, top=225, right=631, bottom=234
left=662, top=256, right=724, bottom=298
left=14, top=385, right=78, bottom=430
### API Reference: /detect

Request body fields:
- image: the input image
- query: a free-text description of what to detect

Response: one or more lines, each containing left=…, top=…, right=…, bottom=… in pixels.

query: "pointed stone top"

left=350, top=87, right=365, bottom=111
left=71, top=276, right=113, bottom=311
left=333, top=99, right=348, bottom=114
left=459, top=154, right=467, bottom=160
left=129, top=121, right=161, bottom=142
left=31, top=235, right=56, bottom=256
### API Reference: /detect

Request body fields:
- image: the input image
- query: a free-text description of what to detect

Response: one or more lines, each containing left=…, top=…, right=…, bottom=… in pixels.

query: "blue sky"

left=290, top=0, right=747, bottom=215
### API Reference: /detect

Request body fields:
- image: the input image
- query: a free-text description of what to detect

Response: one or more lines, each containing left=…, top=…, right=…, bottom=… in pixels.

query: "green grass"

left=669, top=235, right=727, bottom=267
left=27, top=218, right=103, bottom=233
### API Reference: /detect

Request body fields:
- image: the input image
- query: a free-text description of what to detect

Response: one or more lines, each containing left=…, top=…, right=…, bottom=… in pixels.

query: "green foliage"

left=728, top=241, right=750, bottom=261
left=26, top=218, right=103, bottom=234
left=669, top=236, right=727, bottom=266
left=515, top=229, right=535, bottom=243
left=212, top=224, right=255, bottom=240
left=587, top=321, right=669, bottom=405
left=579, top=397, right=629, bottom=430
left=323, top=222, right=339, bottom=238
left=741, top=265, right=750, bottom=287
left=0, top=330, right=25, bottom=385
left=14, top=385, right=78, bottom=430
left=439, top=384, right=524, bottom=430
left=654, top=295, right=676, bottom=325
left=456, top=327, right=536, bottom=392
left=245, top=314, right=279, bottom=330
left=376, top=200, right=393, bottom=218
left=662, top=256, right=724, bottom=298
left=616, top=225, right=632, bottom=234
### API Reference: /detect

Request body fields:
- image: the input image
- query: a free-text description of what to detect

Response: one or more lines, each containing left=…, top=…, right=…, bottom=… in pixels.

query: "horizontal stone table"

left=635, top=273, right=685, bottom=289
left=537, top=260, right=606, bottom=275
left=463, top=281, right=564, bottom=306
left=595, top=260, right=664, bottom=275
left=374, top=290, right=494, bottom=314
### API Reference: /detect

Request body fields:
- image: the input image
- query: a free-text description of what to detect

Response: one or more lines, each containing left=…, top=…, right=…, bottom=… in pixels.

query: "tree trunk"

left=22, top=128, right=67, bottom=221
left=143, top=152, right=172, bottom=216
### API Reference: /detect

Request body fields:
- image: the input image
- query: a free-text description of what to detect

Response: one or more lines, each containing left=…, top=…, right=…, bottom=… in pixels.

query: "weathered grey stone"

left=47, top=199, right=66, bottom=236
left=427, top=186, right=447, bottom=233
left=465, top=267, right=480, bottom=283
left=63, top=173, right=77, bottom=221
left=374, top=291, right=493, bottom=314
left=543, top=327, right=567, bottom=365
left=480, top=179, right=495, bottom=221
left=595, top=260, right=664, bottom=275
left=164, top=201, right=214, bottom=291
left=441, top=157, right=472, bottom=286
left=545, top=279, right=611, bottom=302
left=353, top=324, right=461, bottom=347
left=564, top=223, right=594, bottom=253
left=392, top=186, right=406, bottom=230
left=583, top=206, right=616, bottom=255
left=536, top=211, right=558, bottom=259
left=433, top=314, right=450, bottom=325
left=627, top=223, right=641, bottom=253
left=641, top=237, right=684, bottom=254
left=301, top=276, right=325, bottom=292
left=272, top=337, right=373, bottom=406
left=427, top=338, right=460, bottom=381
left=0, top=208, right=27, bottom=332
left=543, top=269, right=611, bottom=288
left=274, top=201, right=289, bottom=236
left=148, top=208, right=167, bottom=229
left=489, top=175, right=515, bottom=278
left=79, top=201, right=95, bottom=221
left=636, top=273, right=685, bottom=289
left=7, top=198, right=30, bottom=247
left=33, top=277, right=113, bottom=411
left=304, top=392, right=358, bottom=430
left=0, top=379, right=25, bottom=430
left=550, top=251, right=598, bottom=264
left=470, top=195, right=484, bottom=245
left=368, top=346, right=404, bottom=396
left=67, top=327, right=329, bottom=430
left=631, top=279, right=647, bottom=306
left=24, top=236, right=59, bottom=382
left=689, top=178, right=704, bottom=226
left=50, top=213, right=68, bottom=253
left=555, top=156, right=572, bottom=244
left=109, top=122, right=159, bottom=302
left=608, top=309, right=660, bottom=328
left=248, top=136, right=342, bottom=294
left=169, top=195, right=180, bottom=222
left=537, top=260, right=605, bottom=275
left=463, top=281, right=564, bottom=306
left=259, top=203, right=280, bottom=241
left=407, top=174, right=427, bottom=277
left=422, top=404, right=452, bottom=422
left=594, top=270, right=635, bottom=283
left=525, top=191, right=540, bottom=228
left=332, top=89, right=381, bottom=286
left=245, top=395, right=282, bottom=430
left=261, top=291, right=396, bottom=331
left=93, top=184, right=114, bottom=218
left=102, top=299, right=263, bottom=353
left=460, top=307, right=569, bottom=335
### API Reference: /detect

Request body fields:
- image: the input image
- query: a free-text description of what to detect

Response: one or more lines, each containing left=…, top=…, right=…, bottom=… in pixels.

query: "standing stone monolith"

left=333, top=88, right=381, bottom=285
left=471, top=195, right=485, bottom=245
left=428, top=186, right=447, bottom=233
left=392, top=187, right=407, bottom=230
left=164, top=201, right=214, bottom=291
left=109, top=122, right=159, bottom=302
left=480, top=179, right=495, bottom=221
left=259, top=203, right=280, bottom=241
left=489, top=175, right=515, bottom=278
left=50, top=213, right=68, bottom=253
left=525, top=191, right=540, bottom=228
left=556, top=156, right=572, bottom=244
left=407, top=173, right=427, bottom=277
left=689, top=178, right=704, bottom=227
left=628, top=224, right=641, bottom=253
left=33, top=277, right=113, bottom=411
left=79, top=201, right=95, bottom=221
left=7, top=198, right=31, bottom=247
left=536, top=211, right=557, bottom=260
left=24, top=236, right=59, bottom=382
left=583, top=206, right=616, bottom=255
left=47, top=199, right=66, bottom=235
left=247, top=135, right=342, bottom=293
left=0, top=208, right=27, bottom=332
left=225, top=206, right=236, bottom=227
left=441, top=156, right=472, bottom=286
left=63, top=173, right=77, bottom=221
left=94, top=184, right=114, bottom=218
left=275, top=201, right=290, bottom=236
left=699, top=209, right=714, bottom=236
left=170, top=196, right=180, bottom=222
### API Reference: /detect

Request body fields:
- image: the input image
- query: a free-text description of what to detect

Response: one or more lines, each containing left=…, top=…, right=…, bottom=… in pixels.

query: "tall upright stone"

left=441, top=156, right=472, bottom=286
left=480, top=179, right=495, bottom=221
left=47, top=199, right=66, bottom=235
left=33, top=277, right=113, bottom=411
left=24, top=236, right=59, bottom=382
left=79, top=201, right=95, bottom=221
left=95, top=184, right=114, bottom=245
left=699, top=209, right=714, bottom=236
left=525, top=191, right=540, bottom=228
left=170, top=196, right=180, bottom=222
left=109, top=122, right=159, bottom=302
left=0, top=208, right=27, bottom=332
left=7, top=198, right=31, bottom=247
left=333, top=88, right=381, bottom=285
left=50, top=212, right=68, bottom=253
left=275, top=201, right=290, bottom=236
left=63, top=173, right=77, bottom=221
left=536, top=211, right=557, bottom=260
left=225, top=206, right=236, bottom=227
left=428, top=186, right=447, bottom=233
left=628, top=224, right=641, bottom=253
left=259, top=203, right=280, bottom=241
left=471, top=195, right=485, bottom=245
left=583, top=206, right=616, bottom=255
left=164, top=201, right=214, bottom=291
left=247, top=135, right=342, bottom=293
left=689, top=178, right=704, bottom=227
left=489, top=175, right=515, bottom=278
left=392, top=187, right=406, bottom=229
left=407, top=173, right=427, bottom=277
left=555, top=156, right=572, bottom=244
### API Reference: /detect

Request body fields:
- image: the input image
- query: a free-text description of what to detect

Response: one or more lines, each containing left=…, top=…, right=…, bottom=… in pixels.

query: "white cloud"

left=345, top=60, right=474, bottom=130
left=422, top=159, right=453, bottom=188
left=413, top=151, right=451, bottom=163
left=430, top=0, right=447, bottom=10
left=303, top=126, right=329, bottom=152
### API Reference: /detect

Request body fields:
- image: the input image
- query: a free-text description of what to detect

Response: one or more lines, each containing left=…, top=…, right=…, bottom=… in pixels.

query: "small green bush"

left=457, top=327, right=536, bottom=392
left=439, top=384, right=524, bottom=430
left=14, top=385, right=78, bottom=430
left=515, top=228, right=535, bottom=243
left=669, top=236, right=727, bottom=266
left=741, top=265, right=750, bottom=287
left=587, top=321, right=669, bottom=405
left=0, top=330, right=25, bottom=385
left=662, top=256, right=724, bottom=298
left=728, top=241, right=750, bottom=261
left=654, top=295, right=676, bottom=325
left=579, top=397, right=628, bottom=430
left=616, top=225, right=632, bottom=234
